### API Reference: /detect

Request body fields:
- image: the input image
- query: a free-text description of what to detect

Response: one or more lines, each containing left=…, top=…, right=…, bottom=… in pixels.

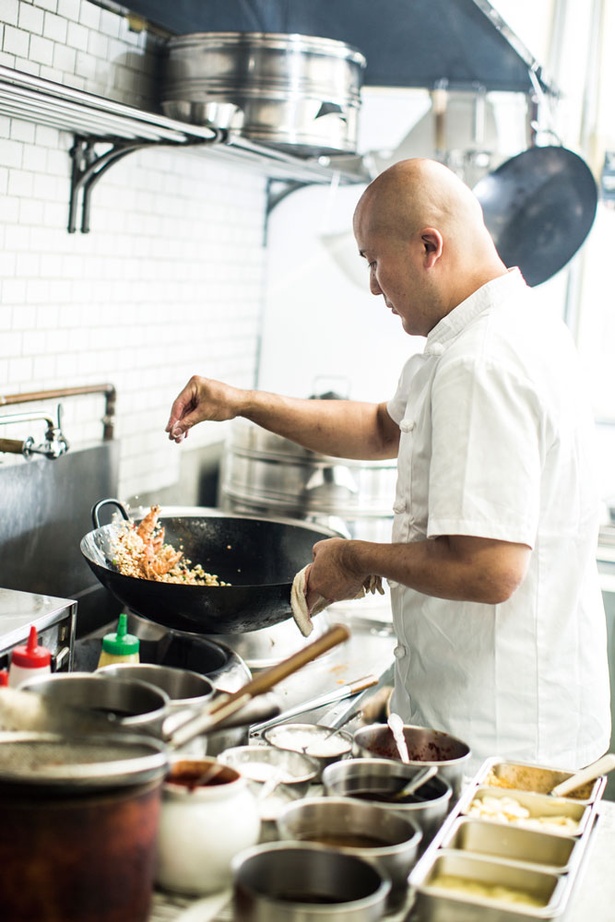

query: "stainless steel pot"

left=232, top=841, right=391, bottom=920
left=162, top=32, right=366, bottom=156
left=21, top=672, right=171, bottom=736
left=219, top=419, right=396, bottom=543
left=0, top=732, right=166, bottom=922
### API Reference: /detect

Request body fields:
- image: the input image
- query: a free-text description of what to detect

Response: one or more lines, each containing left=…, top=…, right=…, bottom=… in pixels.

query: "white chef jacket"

left=387, top=268, right=611, bottom=772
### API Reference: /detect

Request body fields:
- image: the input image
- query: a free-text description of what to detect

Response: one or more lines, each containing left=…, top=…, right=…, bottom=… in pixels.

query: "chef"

left=166, top=157, right=611, bottom=771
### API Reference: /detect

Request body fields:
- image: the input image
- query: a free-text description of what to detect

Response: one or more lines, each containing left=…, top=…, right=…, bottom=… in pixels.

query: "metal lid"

left=0, top=732, right=168, bottom=791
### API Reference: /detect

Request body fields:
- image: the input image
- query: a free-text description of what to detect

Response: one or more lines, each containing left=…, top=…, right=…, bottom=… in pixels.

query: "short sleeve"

left=426, top=356, right=543, bottom=546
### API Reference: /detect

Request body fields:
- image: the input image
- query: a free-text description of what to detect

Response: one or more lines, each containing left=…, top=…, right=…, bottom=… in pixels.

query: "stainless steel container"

left=353, top=722, right=471, bottom=799
left=474, top=756, right=605, bottom=805
left=162, top=32, right=366, bottom=156
left=263, top=722, right=353, bottom=781
left=411, top=850, right=568, bottom=921
left=277, top=795, right=422, bottom=910
left=231, top=841, right=391, bottom=920
left=218, top=744, right=319, bottom=823
left=462, top=786, right=592, bottom=837
left=95, top=662, right=215, bottom=711
left=219, top=419, right=396, bottom=543
left=440, top=816, right=581, bottom=875
left=322, top=757, right=452, bottom=850
left=20, top=672, right=170, bottom=736
left=407, top=754, right=604, bottom=922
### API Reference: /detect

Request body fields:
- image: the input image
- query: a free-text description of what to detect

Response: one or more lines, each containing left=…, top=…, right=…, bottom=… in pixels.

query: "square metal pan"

left=410, top=849, right=569, bottom=921
left=474, top=757, right=605, bottom=805
left=440, top=815, right=582, bottom=875
left=462, top=786, right=592, bottom=837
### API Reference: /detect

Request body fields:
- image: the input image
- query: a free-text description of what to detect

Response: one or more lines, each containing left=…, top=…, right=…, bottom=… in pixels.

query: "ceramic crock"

left=155, top=757, right=261, bottom=895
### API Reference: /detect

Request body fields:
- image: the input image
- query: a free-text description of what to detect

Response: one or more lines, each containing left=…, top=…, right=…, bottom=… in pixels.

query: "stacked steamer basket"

left=409, top=757, right=607, bottom=921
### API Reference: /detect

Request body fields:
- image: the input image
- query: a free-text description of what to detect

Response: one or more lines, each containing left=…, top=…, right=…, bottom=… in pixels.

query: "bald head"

left=355, top=158, right=494, bottom=257
left=353, top=159, right=507, bottom=333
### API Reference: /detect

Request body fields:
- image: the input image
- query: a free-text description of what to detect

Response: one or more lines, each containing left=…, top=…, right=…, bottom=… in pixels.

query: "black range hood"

left=118, top=0, right=554, bottom=96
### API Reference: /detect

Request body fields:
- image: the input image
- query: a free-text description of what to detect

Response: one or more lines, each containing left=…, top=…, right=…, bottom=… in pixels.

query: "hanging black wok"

left=473, top=145, right=598, bottom=287
left=80, top=500, right=340, bottom=634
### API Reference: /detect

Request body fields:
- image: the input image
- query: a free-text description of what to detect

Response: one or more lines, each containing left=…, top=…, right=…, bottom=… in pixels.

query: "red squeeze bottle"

left=9, top=625, right=52, bottom=688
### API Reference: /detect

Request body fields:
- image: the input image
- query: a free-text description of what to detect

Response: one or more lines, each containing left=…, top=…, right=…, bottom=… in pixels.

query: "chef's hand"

left=305, top=538, right=369, bottom=613
left=166, top=375, right=246, bottom=442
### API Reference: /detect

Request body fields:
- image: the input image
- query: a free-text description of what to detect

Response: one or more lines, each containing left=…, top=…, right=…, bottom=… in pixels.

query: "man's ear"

left=421, top=227, right=443, bottom=267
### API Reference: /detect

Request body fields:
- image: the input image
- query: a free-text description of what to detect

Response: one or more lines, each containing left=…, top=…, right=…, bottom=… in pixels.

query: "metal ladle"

left=391, top=765, right=438, bottom=800
left=349, top=765, right=439, bottom=803
left=387, top=712, right=410, bottom=763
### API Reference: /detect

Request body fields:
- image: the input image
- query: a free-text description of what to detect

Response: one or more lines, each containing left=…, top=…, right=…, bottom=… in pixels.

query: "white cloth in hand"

left=290, top=565, right=384, bottom=637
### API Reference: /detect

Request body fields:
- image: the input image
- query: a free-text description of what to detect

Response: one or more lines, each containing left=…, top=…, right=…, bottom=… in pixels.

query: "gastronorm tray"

left=440, top=816, right=582, bottom=875
left=474, top=757, right=605, bottom=805
left=461, top=786, right=592, bottom=837
left=408, top=756, right=604, bottom=921
left=410, top=850, right=568, bottom=921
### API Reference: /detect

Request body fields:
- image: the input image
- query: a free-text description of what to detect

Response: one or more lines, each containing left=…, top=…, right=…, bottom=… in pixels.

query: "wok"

left=80, top=500, right=340, bottom=634
left=473, top=145, right=598, bottom=287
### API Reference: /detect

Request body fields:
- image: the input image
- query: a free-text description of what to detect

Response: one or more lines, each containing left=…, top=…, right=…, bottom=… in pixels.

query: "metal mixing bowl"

left=263, top=722, right=353, bottom=780
left=218, top=744, right=319, bottom=822
left=277, top=795, right=422, bottom=910
left=20, top=671, right=170, bottom=736
left=96, top=662, right=215, bottom=709
left=353, top=723, right=471, bottom=798
left=231, top=841, right=391, bottom=920
left=322, top=757, right=452, bottom=850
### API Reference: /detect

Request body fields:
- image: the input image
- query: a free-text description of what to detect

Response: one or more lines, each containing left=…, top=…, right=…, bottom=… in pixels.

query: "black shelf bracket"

left=68, top=132, right=225, bottom=233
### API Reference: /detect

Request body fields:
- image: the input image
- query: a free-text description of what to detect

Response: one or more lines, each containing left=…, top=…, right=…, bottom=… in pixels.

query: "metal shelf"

left=0, top=65, right=365, bottom=232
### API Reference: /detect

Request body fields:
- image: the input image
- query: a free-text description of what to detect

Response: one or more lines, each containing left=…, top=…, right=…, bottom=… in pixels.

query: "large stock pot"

left=219, top=419, right=396, bottom=544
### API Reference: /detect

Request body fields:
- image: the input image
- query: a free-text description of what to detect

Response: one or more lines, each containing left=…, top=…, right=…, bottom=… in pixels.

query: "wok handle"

left=91, top=498, right=130, bottom=528
left=208, top=623, right=351, bottom=714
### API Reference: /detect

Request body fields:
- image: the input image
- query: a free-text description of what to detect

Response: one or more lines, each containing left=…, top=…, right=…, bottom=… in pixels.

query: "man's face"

left=354, top=222, right=434, bottom=337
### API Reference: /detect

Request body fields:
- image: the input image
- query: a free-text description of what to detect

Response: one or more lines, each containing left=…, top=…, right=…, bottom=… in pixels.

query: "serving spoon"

left=550, top=752, right=615, bottom=798
left=387, top=712, right=410, bottom=763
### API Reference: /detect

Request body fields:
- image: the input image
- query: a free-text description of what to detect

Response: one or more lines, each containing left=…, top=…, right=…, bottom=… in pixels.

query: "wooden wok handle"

left=208, top=623, right=351, bottom=715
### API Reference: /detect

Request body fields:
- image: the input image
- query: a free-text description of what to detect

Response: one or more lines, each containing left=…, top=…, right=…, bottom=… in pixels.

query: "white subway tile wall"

left=0, top=0, right=267, bottom=499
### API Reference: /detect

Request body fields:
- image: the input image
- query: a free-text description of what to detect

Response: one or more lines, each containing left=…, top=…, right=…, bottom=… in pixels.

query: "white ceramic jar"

left=156, top=757, right=261, bottom=896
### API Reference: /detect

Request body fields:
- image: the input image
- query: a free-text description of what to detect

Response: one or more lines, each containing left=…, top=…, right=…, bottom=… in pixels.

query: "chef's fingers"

left=165, top=376, right=205, bottom=434
left=360, top=685, right=393, bottom=723
left=167, top=421, right=189, bottom=443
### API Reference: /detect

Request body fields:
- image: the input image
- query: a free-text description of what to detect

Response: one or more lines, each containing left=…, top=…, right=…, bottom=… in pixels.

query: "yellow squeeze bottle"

left=97, top=613, right=140, bottom=668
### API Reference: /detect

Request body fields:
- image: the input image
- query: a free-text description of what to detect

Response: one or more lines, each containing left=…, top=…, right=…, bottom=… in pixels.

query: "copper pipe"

left=0, top=438, right=27, bottom=455
left=0, top=384, right=116, bottom=441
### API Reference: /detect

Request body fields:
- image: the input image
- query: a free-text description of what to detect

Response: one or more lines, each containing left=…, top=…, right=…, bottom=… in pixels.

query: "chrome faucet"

left=0, top=404, right=70, bottom=459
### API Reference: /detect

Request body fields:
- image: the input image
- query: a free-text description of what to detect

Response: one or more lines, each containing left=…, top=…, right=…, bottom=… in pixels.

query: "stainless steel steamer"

left=162, top=32, right=366, bottom=156
left=218, top=419, right=396, bottom=544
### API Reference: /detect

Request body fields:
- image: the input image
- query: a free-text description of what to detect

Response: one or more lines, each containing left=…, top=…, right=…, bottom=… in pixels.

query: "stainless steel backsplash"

left=0, top=442, right=122, bottom=637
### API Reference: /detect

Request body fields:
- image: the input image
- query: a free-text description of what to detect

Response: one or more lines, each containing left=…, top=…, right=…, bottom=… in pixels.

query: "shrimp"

left=113, top=504, right=227, bottom=586
left=136, top=504, right=162, bottom=542
left=141, top=542, right=183, bottom=579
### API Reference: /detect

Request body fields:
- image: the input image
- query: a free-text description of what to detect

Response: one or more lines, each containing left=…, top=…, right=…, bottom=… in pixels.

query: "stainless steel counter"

left=149, top=793, right=615, bottom=922
left=148, top=608, right=615, bottom=922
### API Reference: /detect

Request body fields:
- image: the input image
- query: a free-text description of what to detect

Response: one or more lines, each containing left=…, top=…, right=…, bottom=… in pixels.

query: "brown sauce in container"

left=303, top=832, right=392, bottom=848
